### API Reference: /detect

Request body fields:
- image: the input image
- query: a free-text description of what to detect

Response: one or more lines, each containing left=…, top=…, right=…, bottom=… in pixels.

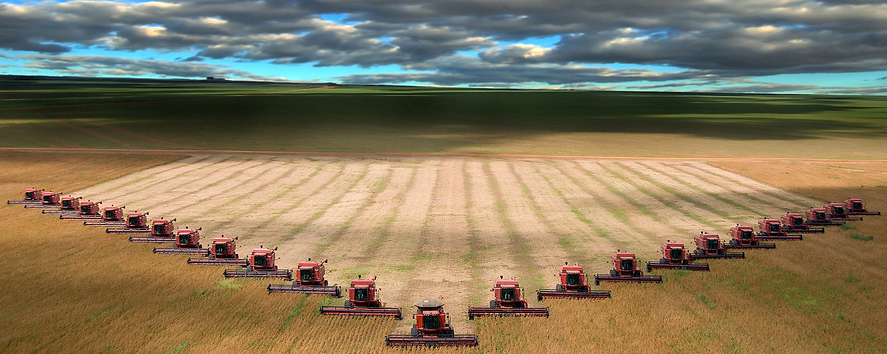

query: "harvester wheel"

left=514, top=302, right=525, bottom=309
left=490, top=300, right=497, bottom=308
left=411, top=325, right=419, bottom=338
left=580, top=286, right=589, bottom=292
left=610, top=269, right=618, bottom=276
left=556, top=284, right=563, bottom=292
left=441, top=329, right=455, bottom=338
left=344, top=300, right=351, bottom=308
left=324, top=280, right=328, bottom=286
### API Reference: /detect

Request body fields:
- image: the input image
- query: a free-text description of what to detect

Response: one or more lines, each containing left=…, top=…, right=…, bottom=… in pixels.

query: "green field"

left=2, top=75, right=887, bottom=159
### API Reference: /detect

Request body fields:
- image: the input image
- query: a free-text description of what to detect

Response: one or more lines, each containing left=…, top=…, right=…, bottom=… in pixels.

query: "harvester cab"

left=152, top=228, right=209, bottom=255
left=83, top=205, right=127, bottom=226
left=757, top=218, right=785, bottom=236
left=41, top=196, right=81, bottom=214
left=470, top=276, right=549, bottom=319
left=781, top=212, right=824, bottom=233
left=126, top=212, right=149, bottom=229
left=320, top=275, right=403, bottom=318
left=126, top=218, right=176, bottom=241
left=537, top=262, right=610, bottom=300
left=594, top=251, right=663, bottom=285
left=647, top=242, right=710, bottom=272
left=9, top=188, right=44, bottom=204
left=727, top=225, right=776, bottom=249
left=844, top=198, right=880, bottom=215
left=224, top=247, right=292, bottom=279
left=385, top=298, right=478, bottom=346
left=689, top=232, right=745, bottom=259
left=60, top=201, right=101, bottom=219
left=267, top=258, right=341, bottom=296
left=806, top=207, right=844, bottom=226
left=152, top=218, right=176, bottom=237
left=25, top=191, right=60, bottom=209
left=825, top=202, right=861, bottom=221
left=187, top=237, right=249, bottom=266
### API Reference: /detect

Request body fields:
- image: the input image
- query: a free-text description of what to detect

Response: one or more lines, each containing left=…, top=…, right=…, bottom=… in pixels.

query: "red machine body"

left=106, top=212, right=150, bottom=233
left=153, top=228, right=209, bottom=255
left=470, top=277, right=549, bottom=318
left=127, top=218, right=177, bottom=241
left=726, top=225, right=776, bottom=249
left=41, top=196, right=81, bottom=214
left=805, top=207, right=845, bottom=226
left=537, top=263, right=610, bottom=300
left=756, top=218, right=802, bottom=241
left=24, top=191, right=61, bottom=209
left=844, top=198, right=880, bottom=215
left=385, top=298, right=478, bottom=347
left=594, top=251, right=663, bottom=285
left=8, top=188, right=44, bottom=204
left=224, top=247, right=292, bottom=279
left=688, top=233, right=745, bottom=260
left=780, top=212, right=825, bottom=233
left=646, top=242, right=710, bottom=272
left=320, top=275, right=402, bottom=318
left=267, top=258, right=341, bottom=296
left=83, top=206, right=127, bottom=226
left=60, top=201, right=102, bottom=219
left=824, top=202, right=862, bottom=221
left=188, top=237, right=249, bottom=265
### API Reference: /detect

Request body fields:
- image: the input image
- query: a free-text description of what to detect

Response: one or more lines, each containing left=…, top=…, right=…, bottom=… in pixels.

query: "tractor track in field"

left=65, top=153, right=829, bottom=328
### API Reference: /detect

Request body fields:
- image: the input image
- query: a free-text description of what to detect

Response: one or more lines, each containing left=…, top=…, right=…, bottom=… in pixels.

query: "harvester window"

left=566, top=274, right=580, bottom=286
left=620, top=259, right=633, bottom=271
left=178, top=234, right=190, bottom=245
left=81, top=205, right=90, bottom=214
left=43, top=195, right=52, bottom=203
left=355, top=288, right=368, bottom=301
left=853, top=202, right=863, bottom=210
left=128, top=216, right=140, bottom=226
left=816, top=213, right=825, bottom=220
left=300, top=269, right=314, bottom=281
left=741, top=231, right=752, bottom=240
left=254, top=255, right=268, bottom=267
left=769, top=224, right=779, bottom=232
left=214, top=244, right=226, bottom=255
left=105, top=210, right=115, bottom=219
left=25, top=191, right=35, bottom=199
left=670, top=248, right=683, bottom=260
left=153, top=224, right=165, bottom=234
left=422, top=315, right=441, bottom=330
left=62, top=200, right=72, bottom=208
left=834, top=207, right=844, bottom=214
left=707, top=239, right=719, bottom=250
left=501, top=288, right=515, bottom=301
left=793, top=217, right=803, bottom=226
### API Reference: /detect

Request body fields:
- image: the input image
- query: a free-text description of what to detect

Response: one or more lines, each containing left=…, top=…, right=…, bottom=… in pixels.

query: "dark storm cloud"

left=20, top=54, right=281, bottom=81
left=3, top=0, right=887, bottom=89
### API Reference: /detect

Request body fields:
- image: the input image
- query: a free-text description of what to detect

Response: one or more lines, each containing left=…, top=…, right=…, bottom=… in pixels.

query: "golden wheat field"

left=1, top=151, right=886, bottom=353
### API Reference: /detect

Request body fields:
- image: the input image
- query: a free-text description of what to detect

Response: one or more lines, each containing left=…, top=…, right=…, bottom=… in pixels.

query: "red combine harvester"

left=153, top=228, right=209, bottom=255
left=7, top=188, right=43, bottom=204
left=41, top=196, right=81, bottom=214
left=844, top=198, right=880, bottom=216
left=24, top=191, right=61, bottom=209
left=824, top=202, right=862, bottom=221
left=385, top=298, right=478, bottom=347
left=188, top=237, right=248, bottom=266
left=594, top=251, right=663, bottom=285
left=128, top=218, right=177, bottom=242
left=83, top=206, right=127, bottom=226
left=60, top=201, right=102, bottom=220
left=805, top=207, right=845, bottom=226
left=267, top=258, right=341, bottom=296
left=781, top=212, right=825, bottom=234
left=756, top=218, right=802, bottom=241
left=688, top=232, right=745, bottom=260
left=320, top=275, right=403, bottom=319
left=469, top=276, right=549, bottom=319
left=537, top=262, right=611, bottom=300
left=224, top=247, right=292, bottom=280
left=646, top=242, right=710, bottom=272
left=105, top=212, right=150, bottom=233
left=726, top=225, right=776, bottom=249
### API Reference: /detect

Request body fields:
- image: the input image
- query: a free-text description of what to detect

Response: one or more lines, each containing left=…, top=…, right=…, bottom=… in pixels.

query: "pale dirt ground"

left=72, top=155, right=821, bottom=332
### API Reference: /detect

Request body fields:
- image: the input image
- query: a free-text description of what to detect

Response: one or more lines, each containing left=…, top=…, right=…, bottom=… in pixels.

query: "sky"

left=1, top=0, right=886, bottom=94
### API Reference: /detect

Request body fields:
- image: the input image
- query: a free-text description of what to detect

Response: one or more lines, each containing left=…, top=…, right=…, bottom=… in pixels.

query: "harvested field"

left=70, top=155, right=823, bottom=330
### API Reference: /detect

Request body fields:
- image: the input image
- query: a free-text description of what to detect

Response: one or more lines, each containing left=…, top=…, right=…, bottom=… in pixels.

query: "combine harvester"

left=188, top=236, right=248, bottom=266
left=320, top=275, right=402, bottom=319
left=688, top=232, right=745, bottom=260
left=537, top=262, right=610, bottom=300
left=805, top=207, right=845, bottom=227
left=83, top=206, right=128, bottom=226
left=224, top=247, right=292, bottom=280
left=267, top=258, right=341, bottom=296
left=153, top=228, right=209, bottom=255
left=385, top=298, right=478, bottom=347
left=781, top=212, right=825, bottom=234
left=41, top=196, right=81, bottom=214
left=7, top=188, right=43, bottom=205
left=824, top=202, right=862, bottom=221
left=128, top=218, right=177, bottom=243
left=594, top=251, right=663, bottom=285
left=726, top=225, right=776, bottom=249
left=59, top=201, right=102, bottom=220
left=756, top=218, right=803, bottom=241
left=646, top=241, right=710, bottom=272
left=23, top=191, right=61, bottom=209
left=470, top=276, right=548, bottom=319
left=844, top=198, right=880, bottom=216
left=105, top=212, right=150, bottom=233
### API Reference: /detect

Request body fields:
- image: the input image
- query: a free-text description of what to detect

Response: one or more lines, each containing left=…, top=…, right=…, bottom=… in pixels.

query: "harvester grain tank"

left=537, top=262, right=611, bottom=300
left=153, top=227, right=209, bottom=255
left=24, top=191, right=61, bottom=209
left=223, top=247, right=292, bottom=280
left=385, top=298, right=478, bottom=347
left=60, top=201, right=102, bottom=220
left=725, top=225, right=776, bottom=249
left=128, top=218, right=176, bottom=242
left=7, top=188, right=43, bottom=204
left=83, top=205, right=128, bottom=226
left=267, top=258, right=341, bottom=296
left=756, top=218, right=802, bottom=241
left=594, top=251, right=663, bottom=285
left=469, top=276, right=548, bottom=319
left=41, top=196, right=81, bottom=214
left=824, top=202, right=862, bottom=221
left=187, top=236, right=249, bottom=266
left=805, top=207, right=845, bottom=226
left=780, top=212, right=825, bottom=233
left=646, top=242, right=710, bottom=272
left=105, top=212, right=150, bottom=233
left=688, top=232, right=745, bottom=260
left=320, top=275, right=402, bottom=319
left=844, top=198, right=880, bottom=215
